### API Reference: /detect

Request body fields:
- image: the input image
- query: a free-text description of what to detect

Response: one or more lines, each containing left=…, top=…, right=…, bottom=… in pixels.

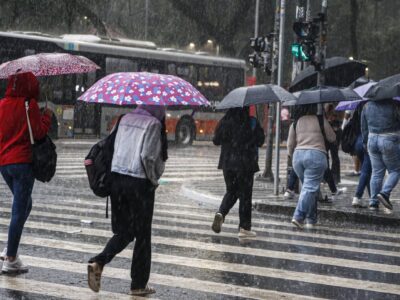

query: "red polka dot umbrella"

left=0, top=53, right=100, bottom=79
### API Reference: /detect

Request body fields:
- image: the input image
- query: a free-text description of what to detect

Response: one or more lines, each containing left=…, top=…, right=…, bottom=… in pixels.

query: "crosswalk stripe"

left=3, top=205, right=399, bottom=256
left=0, top=217, right=398, bottom=274
left=24, top=201, right=399, bottom=246
left=0, top=235, right=393, bottom=296
left=17, top=255, right=321, bottom=300
left=0, top=277, right=153, bottom=300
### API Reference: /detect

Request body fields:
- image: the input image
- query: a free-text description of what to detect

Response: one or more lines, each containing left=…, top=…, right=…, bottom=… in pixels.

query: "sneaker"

left=238, top=228, right=257, bottom=238
left=352, top=197, right=365, bottom=208
left=332, top=187, right=347, bottom=200
left=0, top=247, right=7, bottom=261
left=2, top=256, right=28, bottom=274
left=284, top=189, right=295, bottom=199
left=129, top=285, right=156, bottom=296
left=291, top=218, right=304, bottom=229
left=369, top=203, right=379, bottom=211
left=377, top=193, right=393, bottom=210
left=87, top=262, right=103, bottom=293
left=305, top=223, right=318, bottom=229
left=347, top=171, right=361, bottom=177
left=211, top=213, right=224, bottom=233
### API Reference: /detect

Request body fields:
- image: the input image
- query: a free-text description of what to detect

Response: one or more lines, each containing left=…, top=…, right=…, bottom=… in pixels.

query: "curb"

left=253, top=202, right=400, bottom=227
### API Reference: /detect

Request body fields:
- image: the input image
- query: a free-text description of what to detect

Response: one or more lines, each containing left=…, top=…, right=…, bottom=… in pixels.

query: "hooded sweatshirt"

left=0, top=72, right=51, bottom=166
left=111, top=106, right=166, bottom=186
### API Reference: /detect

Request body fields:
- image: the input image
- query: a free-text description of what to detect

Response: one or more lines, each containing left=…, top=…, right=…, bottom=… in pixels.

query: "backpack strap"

left=24, top=98, right=35, bottom=145
left=317, top=114, right=330, bottom=153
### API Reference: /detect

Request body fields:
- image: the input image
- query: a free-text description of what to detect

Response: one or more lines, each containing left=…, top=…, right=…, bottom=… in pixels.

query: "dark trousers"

left=90, top=173, right=155, bottom=289
left=327, top=141, right=341, bottom=184
left=218, top=169, right=254, bottom=230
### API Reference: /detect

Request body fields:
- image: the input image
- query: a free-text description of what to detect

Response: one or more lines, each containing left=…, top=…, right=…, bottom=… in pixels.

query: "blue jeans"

left=354, top=135, right=372, bottom=199
left=293, top=149, right=327, bottom=224
left=368, top=134, right=400, bottom=205
left=0, top=164, right=34, bottom=257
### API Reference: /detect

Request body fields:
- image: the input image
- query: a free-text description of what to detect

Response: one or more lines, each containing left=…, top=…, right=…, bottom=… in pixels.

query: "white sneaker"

left=332, top=187, right=347, bottom=200
left=291, top=219, right=304, bottom=229
left=2, top=256, right=28, bottom=274
left=305, top=223, right=318, bottom=229
left=352, top=197, right=365, bottom=208
left=284, top=190, right=295, bottom=199
left=238, top=228, right=257, bottom=238
left=0, top=247, right=7, bottom=261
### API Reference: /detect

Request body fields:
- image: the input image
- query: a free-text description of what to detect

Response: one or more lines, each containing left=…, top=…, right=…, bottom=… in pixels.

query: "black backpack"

left=84, top=115, right=124, bottom=199
left=341, top=112, right=360, bottom=154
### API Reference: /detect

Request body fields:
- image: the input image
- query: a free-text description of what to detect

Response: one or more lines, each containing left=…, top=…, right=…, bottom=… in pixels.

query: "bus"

left=0, top=31, right=247, bottom=145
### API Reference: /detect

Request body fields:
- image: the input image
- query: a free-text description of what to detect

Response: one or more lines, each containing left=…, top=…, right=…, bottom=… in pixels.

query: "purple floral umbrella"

left=0, top=53, right=100, bottom=79
left=78, top=72, right=210, bottom=106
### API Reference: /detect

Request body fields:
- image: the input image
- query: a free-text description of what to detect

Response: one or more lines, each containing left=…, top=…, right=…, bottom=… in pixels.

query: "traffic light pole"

left=317, top=0, right=328, bottom=86
left=261, top=0, right=280, bottom=182
left=273, top=0, right=286, bottom=195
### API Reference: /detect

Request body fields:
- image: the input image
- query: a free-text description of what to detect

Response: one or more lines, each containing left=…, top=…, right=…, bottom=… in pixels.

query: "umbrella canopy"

left=364, top=73, right=400, bottom=101
left=287, top=86, right=362, bottom=106
left=348, top=76, right=372, bottom=88
left=289, top=56, right=367, bottom=92
left=216, top=84, right=296, bottom=109
left=0, top=53, right=100, bottom=79
left=336, top=81, right=377, bottom=111
left=78, top=72, right=210, bottom=106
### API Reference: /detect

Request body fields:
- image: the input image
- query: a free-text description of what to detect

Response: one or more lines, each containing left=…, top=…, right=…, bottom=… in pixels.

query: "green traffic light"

left=291, top=43, right=311, bottom=61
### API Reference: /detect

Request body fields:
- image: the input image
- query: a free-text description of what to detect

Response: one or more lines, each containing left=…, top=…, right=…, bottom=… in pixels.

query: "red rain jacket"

left=0, top=72, right=51, bottom=166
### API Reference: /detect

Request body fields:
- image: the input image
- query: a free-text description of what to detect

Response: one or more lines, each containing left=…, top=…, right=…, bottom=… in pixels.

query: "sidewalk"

left=182, top=174, right=400, bottom=226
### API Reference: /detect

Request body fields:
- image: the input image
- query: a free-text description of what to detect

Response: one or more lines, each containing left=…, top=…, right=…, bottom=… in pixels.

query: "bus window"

left=106, top=57, right=137, bottom=74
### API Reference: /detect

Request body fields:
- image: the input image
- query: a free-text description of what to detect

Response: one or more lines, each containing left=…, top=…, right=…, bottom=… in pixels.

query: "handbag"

left=25, top=99, right=57, bottom=182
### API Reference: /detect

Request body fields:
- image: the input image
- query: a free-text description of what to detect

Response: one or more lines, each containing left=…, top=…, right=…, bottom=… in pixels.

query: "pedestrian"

left=211, top=107, right=265, bottom=238
left=87, top=105, right=168, bottom=296
left=287, top=104, right=336, bottom=229
left=361, top=99, right=400, bottom=210
left=0, top=72, right=52, bottom=273
left=325, top=104, right=342, bottom=183
left=342, top=110, right=361, bottom=176
left=350, top=104, right=372, bottom=208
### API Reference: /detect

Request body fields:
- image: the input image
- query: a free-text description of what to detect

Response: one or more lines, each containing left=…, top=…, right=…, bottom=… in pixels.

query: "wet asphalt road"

left=0, top=141, right=399, bottom=299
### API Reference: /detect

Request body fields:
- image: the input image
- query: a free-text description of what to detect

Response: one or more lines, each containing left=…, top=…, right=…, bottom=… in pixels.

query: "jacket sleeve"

left=287, top=123, right=296, bottom=157
left=141, top=122, right=165, bottom=186
left=323, top=118, right=336, bottom=144
left=253, top=120, right=265, bottom=147
left=213, top=118, right=225, bottom=146
left=361, top=106, right=368, bottom=145
left=29, top=100, right=51, bottom=140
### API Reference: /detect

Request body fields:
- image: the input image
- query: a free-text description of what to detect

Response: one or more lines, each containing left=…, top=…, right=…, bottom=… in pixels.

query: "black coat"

left=213, top=111, right=265, bottom=173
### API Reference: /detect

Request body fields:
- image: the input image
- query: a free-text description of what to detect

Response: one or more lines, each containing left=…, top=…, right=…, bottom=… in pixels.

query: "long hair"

left=292, top=104, right=318, bottom=122
left=160, top=117, right=168, bottom=162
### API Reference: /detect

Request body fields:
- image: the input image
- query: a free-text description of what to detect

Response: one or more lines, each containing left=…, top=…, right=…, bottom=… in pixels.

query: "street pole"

left=252, top=0, right=260, bottom=78
left=145, top=0, right=149, bottom=40
left=317, top=0, right=328, bottom=86
left=273, top=0, right=286, bottom=195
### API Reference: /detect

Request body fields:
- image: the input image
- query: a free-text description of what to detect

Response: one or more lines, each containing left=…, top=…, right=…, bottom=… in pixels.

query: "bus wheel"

left=175, top=117, right=195, bottom=146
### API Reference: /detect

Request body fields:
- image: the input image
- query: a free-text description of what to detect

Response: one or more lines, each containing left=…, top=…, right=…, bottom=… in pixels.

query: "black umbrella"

left=289, top=57, right=367, bottom=92
left=286, top=86, right=362, bottom=106
left=364, top=73, right=400, bottom=101
left=216, top=84, right=296, bottom=109
left=348, top=76, right=373, bottom=88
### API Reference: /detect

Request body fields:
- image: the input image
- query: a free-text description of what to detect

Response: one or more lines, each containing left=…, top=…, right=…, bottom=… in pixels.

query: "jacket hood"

left=137, top=105, right=166, bottom=121
left=5, top=72, right=39, bottom=99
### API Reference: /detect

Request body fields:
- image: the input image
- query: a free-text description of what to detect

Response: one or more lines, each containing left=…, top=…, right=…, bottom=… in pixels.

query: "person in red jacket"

left=0, top=72, right=52, bottom=273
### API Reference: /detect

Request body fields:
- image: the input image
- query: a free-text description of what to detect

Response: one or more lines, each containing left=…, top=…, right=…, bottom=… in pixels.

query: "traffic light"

left=291, top=20, right=319, bottom=65
left=249, top=35, right=273, bottom=75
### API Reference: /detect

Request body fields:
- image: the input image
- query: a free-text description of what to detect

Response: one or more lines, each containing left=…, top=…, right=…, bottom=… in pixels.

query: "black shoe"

left=377, top=193, right=393, bottom=210
left=212, top=213, right=224, bottom=233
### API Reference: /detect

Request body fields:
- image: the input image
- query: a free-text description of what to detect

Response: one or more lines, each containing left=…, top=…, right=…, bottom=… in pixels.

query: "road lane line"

left=0, top=218, right=398, bottom=274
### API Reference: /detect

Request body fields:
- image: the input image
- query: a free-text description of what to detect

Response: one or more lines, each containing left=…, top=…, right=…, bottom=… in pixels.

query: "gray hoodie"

left=111, top=106, right=165, bottom=186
